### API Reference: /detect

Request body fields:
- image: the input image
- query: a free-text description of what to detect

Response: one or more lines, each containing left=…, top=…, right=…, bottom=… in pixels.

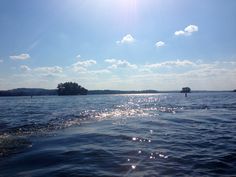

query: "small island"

left=181, top=87, right=191, bottom=97
left=181, top=87, right=191, bottom=93
left=57, top=82, right=88, bottom=95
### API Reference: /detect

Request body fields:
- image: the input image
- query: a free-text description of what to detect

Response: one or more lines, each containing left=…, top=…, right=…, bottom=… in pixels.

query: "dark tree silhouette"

left=181, top=87, right=191, bottom=93
left=57, top=82, right=88, bottom=95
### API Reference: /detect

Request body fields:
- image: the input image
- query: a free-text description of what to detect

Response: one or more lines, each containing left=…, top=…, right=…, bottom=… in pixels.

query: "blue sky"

left=0, top=0, right=236, bottom=90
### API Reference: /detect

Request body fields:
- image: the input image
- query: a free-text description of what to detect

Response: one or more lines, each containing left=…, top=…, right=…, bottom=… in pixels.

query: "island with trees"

left=181, top=87, right=191, bottom=93
left=57, top=82, right=88, bottom=95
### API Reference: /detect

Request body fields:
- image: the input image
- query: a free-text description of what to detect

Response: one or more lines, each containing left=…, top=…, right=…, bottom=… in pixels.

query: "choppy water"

left=0, top=93, right=236, bottom=177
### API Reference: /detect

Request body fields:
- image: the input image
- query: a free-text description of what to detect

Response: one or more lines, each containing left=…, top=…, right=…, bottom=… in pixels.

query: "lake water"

left=0, top=93, right=236, bottom=176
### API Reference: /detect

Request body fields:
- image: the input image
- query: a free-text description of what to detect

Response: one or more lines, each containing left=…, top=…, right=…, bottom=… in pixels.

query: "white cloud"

left=76, top=54, right=81, bottom=58
left=105, top=59, right=137, bottom=69
left=175, top=25, right=198, bottom=36
left=10, top=53, right=30, bottom=60
left=89, top=69, right=111, bottom=74
left=105, top=59, right=116, bottom=63
left=0, top=59, right=3, bottom=63
left=34, top=66, right=63, bottom=74
left=20, top=65, right=31, bottom=72
left=18, top=65, right=64, bottom=82
left=174, top=30, right=185, bottom=36
left=116, top=34, right=135, bottom=44
left=222, top=61, right=236, bottom=65
left=19, top=65, right=63, bottom=74
left=155, top=41, right=165, bottom=48
left=73, top=60, right=96, bottom=67
left=71, top=59, right=97, bottom=72
left=72, top=66, right=88, bottom=73
left=145, top=59, right=196, bottom=68
left=184, top=25, right=198, bottom=33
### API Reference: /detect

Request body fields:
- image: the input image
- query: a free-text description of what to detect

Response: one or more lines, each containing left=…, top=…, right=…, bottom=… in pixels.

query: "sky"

left=0, top=0, right=236, bottom=90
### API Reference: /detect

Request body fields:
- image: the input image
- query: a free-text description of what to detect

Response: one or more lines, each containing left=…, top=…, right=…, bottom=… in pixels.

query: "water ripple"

left=0, top=93, right=236, bottom=176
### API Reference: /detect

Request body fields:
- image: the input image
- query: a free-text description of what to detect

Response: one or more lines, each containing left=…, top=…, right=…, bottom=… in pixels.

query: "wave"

left=0, top=134, right=32, bottom=157
left=1, top=98, right=235, bottom=159
left=0, top=107, right=151, bottom=157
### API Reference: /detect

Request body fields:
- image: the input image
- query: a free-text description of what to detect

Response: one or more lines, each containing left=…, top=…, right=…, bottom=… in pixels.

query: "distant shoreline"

left=0, top=88, right=235, bottom=97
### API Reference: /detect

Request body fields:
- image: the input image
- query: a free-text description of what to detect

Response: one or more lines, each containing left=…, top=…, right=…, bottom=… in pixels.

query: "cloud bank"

left=2, top=59, right=235, bottom=90
left=105, top=59, right=137, bottom=69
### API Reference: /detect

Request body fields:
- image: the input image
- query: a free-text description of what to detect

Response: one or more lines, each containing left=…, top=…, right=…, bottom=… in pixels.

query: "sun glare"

left=116, top=0, right=138, bottom=12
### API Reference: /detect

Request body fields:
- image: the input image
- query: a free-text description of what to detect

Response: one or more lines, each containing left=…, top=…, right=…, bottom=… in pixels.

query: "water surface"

left=0, top=93, right=236, bottom=176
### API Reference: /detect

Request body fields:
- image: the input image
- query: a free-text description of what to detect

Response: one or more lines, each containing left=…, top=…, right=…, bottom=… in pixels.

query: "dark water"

left=0, top=93, right=236, bottom=177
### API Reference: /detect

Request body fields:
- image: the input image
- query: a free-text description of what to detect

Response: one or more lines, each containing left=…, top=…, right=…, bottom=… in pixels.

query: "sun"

left=118, top=0, right=138, bottom=10
left=113, top=0, right=138, bottom=21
